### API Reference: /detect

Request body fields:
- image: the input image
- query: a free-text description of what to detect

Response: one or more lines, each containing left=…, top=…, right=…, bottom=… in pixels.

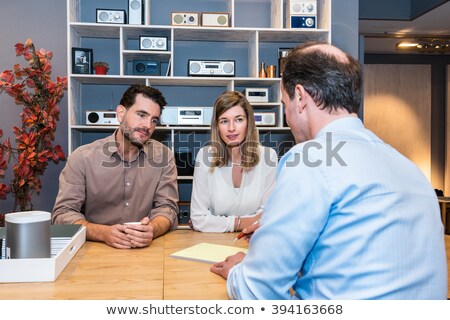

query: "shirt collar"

left=315, top=116, right=364, bottom=139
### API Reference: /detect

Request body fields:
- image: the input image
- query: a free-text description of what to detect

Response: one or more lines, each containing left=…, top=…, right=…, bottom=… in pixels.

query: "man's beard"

left=120, top=122, right=151, bottom=147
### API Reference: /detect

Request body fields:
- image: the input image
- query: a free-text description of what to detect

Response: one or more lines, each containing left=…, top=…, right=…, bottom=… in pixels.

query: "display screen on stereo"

left=206, top=65, right=219, bottom=68
left=104, top=113, right=116, bottom=118
left=180, top=110, right=201, bottom=116
left=249, top=92, right=266, bottom=96
left=255, top=115, right=262, bottom=121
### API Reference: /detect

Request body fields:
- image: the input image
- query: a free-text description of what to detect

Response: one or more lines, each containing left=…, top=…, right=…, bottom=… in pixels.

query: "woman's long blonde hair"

left=209, top=91, right=260, bottom=172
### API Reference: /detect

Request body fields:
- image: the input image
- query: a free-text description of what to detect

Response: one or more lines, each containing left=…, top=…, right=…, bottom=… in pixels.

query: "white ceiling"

left=359, top=1, right=450, bottom=54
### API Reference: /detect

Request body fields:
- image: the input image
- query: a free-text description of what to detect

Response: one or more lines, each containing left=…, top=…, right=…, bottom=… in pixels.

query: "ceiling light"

left=396, top=37, right=450, bottom=54
left=396, top=41, right=419, bottom=47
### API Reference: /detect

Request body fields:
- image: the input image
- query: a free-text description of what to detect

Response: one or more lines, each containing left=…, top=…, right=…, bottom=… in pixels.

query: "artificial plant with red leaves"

left=0, top=38, right=67, bottom=212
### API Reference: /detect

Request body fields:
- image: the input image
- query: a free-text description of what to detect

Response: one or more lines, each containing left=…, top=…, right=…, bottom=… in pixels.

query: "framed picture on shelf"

left=72, top=47, right=93, bottom=74
left=278, top=48, right=293, bottom=77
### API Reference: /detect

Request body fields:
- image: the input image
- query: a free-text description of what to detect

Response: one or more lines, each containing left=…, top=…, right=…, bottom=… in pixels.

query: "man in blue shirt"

left=210, top=42, right=447, bottom=299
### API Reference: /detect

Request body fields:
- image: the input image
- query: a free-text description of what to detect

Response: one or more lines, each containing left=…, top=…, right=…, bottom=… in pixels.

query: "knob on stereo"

left=305, top=18, right=314, bottom=27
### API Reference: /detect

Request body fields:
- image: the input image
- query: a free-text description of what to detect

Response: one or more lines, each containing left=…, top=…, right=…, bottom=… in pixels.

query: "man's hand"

left=124, top=216, right=154, bottom=248
left=102, top=224, right=134, bottom=249
left=210, top=252, right=246, bottom=279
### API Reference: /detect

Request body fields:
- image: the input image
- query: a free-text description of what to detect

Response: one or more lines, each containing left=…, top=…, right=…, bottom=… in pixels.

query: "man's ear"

left=116, top=105, right=126, bottom=123
left=295, top=84, right=307, bottom=112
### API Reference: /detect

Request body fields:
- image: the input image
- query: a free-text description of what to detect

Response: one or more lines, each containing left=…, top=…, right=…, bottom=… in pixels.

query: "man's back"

left=227, top=117, right=447, bottom=299
left=291, top=117, right=447, bottom=299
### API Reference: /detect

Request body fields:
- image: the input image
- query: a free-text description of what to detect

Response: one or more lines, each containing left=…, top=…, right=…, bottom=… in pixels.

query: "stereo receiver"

left=188, top=59, right=235, bottom=77
left=139, top=36, right=167, bottom=51
left=254, top=112, right=276, bottom=126
left=161, top=107, right=213, bottom=126
left=96, top=9, right=126, bottom=24
left=86, top=111, right=119, bottom=125
left=133, top=60, right=160, bottom=75
left=244, top=88, right=269, bottom=103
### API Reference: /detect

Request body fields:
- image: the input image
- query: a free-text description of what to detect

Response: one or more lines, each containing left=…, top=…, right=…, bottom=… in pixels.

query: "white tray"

left=0, top=226, right=86, bottom=283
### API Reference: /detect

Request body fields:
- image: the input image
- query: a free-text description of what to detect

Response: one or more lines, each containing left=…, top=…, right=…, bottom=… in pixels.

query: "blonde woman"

left=190, top=91, right=278, bottom=232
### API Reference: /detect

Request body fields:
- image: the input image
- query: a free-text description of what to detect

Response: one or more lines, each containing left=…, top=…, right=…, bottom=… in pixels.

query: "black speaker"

left=178, top=201, right=190, bottom=225
left=133, top=60, right=160, bottom=75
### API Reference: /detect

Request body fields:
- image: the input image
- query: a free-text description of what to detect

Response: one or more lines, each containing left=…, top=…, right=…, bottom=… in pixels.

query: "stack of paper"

left=170, top=242, right=248, bottom=264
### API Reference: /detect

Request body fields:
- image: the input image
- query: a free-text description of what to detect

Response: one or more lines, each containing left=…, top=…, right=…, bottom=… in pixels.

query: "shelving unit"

left=67, top=0, right=332, bottom=199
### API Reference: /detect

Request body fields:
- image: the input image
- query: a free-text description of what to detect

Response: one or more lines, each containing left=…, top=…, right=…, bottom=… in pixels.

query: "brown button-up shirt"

left=52, top=132, right=178, bottom=228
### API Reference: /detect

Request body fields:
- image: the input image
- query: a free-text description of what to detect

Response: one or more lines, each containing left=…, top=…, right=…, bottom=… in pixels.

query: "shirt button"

left=125, top=202, right=129, bottom=206
left=126, top=182, right=130, bottom=186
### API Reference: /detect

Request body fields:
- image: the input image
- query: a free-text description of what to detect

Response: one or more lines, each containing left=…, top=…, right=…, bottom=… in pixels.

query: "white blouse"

left=190, top=145, right=278, bottom=232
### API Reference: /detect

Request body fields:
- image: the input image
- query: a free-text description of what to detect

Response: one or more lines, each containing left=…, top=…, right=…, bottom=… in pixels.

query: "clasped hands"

left=106, top=216, right=153, bottom=249
left=210, top=220, right=260, bottom=279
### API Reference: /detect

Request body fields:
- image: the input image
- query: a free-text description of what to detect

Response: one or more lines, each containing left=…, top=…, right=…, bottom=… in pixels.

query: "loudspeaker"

left=171, top=12, right=200, bottom=26
left=288, top=15, right=316, bottom=29
left=201, top=13, right=230, bottom=27
left=139, top=36, right=167, bottom=51
left=254, top=112, right=276, bottom=126
left=288, top=0, right=317, bottom=15
left=128, top=0, right=144, bottom=25
left=96, top=9, right=126, bottom=24
left=133, top=60, right=160, bottom=75
left=286, top=0, right=317, bottom=29
left=178, top=202, right=191, bottom=225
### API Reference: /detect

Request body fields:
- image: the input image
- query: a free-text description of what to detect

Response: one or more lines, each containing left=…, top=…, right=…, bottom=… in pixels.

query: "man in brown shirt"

left=52, top=84, right=179, bottom=249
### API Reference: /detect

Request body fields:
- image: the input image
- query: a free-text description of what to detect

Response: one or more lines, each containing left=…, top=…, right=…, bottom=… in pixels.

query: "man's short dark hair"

left=119, top=84, right=167, bottom=111
left=282, top=42, right=362, bottom=114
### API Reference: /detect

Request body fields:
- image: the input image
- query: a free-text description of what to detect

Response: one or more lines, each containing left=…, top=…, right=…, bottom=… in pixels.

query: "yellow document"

left=170, top=243, right=248, bottom=264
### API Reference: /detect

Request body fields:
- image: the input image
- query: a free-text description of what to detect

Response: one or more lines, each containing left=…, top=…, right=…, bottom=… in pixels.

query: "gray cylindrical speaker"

left=5, top=211, right=51, bottom=259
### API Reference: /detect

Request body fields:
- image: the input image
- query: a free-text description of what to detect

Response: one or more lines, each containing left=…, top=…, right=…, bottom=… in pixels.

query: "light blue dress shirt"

left=227, top=117, right=447, bottom=299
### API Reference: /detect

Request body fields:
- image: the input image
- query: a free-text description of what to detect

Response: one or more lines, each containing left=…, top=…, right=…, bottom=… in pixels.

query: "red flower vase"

left=94, top=66, right=108, bottom=75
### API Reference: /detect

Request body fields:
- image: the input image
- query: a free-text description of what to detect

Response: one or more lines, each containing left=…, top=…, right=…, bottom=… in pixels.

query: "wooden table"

left=1, top=231, right=448, bottom=299
left=0, top=236, right=166, bottom=299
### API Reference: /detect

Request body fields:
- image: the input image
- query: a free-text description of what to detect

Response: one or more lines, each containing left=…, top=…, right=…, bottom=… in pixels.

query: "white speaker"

left=129, top=0, right=144, bottom=25
left=288, top=0, right=317, bottom=15
left=254, top=112, right=276, bottom=126
left=139, top=36, right=167, bottom=51
left=201, top=13, right=230, bottom=27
